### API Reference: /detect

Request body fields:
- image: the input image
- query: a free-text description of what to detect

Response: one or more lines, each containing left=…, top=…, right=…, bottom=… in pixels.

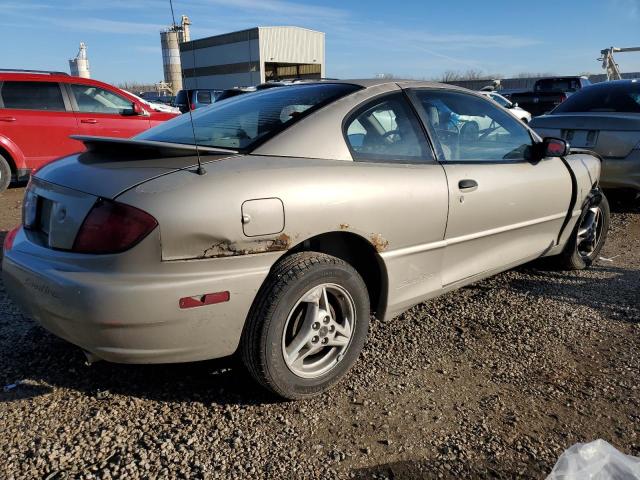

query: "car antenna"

left=168, top=0, right=205, bottom=175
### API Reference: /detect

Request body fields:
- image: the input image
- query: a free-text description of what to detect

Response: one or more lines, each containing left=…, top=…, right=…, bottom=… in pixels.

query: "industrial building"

left=179, top=26, right=325, bottom=90
left=69, top=42, right=90, bottom=78
left=160, top=15, right=191, bottom=94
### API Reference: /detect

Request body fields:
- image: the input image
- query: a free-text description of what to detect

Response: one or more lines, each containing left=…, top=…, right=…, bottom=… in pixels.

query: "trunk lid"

left=531, top=113, right=640, bottom=158
left=35, top=136, right=237, bottom=199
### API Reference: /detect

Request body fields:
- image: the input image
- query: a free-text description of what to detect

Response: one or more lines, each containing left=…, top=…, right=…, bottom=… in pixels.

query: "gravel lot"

left=1, top=186, right=638, bottom=479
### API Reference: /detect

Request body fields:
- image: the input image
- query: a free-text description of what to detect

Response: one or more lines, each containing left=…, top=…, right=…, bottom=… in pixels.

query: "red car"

left=0, top=70, right=177, bottom=192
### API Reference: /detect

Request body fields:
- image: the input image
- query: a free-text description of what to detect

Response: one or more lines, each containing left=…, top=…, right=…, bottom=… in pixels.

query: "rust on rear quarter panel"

left=370, top=233, right=389, bottom=252
left=200, top=233, right=291, bottom=258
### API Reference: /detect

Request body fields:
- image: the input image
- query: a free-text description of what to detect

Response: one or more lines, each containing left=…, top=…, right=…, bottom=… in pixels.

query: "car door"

left=343, top=92, right=449, bottom=313
left=66, top=83, right=151, bottom=138
left=0, top=80, right=80, bottom=170
left=408, top=88, right=572, bottom=287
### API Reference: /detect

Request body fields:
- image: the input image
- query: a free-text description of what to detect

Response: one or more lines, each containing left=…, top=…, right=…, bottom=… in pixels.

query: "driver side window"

left=345, top=93, right=432, bottom=163
left=411, top=90, right=532, bottom=162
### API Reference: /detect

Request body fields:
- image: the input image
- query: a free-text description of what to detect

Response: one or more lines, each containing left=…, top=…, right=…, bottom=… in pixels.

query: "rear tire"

left=241, top=252, right=370, bottom=399
left=552, top=194, right=610, bottom=270
left=0, top=154, right=11, bottom=193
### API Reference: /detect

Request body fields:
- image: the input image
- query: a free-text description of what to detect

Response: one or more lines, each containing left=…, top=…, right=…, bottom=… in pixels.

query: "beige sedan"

left=2, top=80, right=608, bottom=399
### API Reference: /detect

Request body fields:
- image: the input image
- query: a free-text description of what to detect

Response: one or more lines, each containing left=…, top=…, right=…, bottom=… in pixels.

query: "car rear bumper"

left=600, top=150, right=640, bottom=191
left=2, top=231, right=276, bottom=364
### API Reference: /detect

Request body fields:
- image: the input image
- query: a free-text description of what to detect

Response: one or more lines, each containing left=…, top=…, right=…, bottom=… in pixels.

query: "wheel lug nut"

left=321, top=337, right=329, bottom=344
left=323, top=317, right=330, bottom=324
left=312, top=336, right=319, bottom=344
left=329, top=325, right=335, bottom=332
left=312, top=322, right=320, bottom=330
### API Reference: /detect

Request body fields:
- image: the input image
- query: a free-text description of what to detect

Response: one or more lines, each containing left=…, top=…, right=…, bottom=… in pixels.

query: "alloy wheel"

left=577, top=204, right=603, bottom=258
left=282, top=283, right=356, bottom=378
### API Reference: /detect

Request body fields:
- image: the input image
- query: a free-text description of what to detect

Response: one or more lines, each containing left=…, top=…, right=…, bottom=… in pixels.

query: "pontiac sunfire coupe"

left=2, top=80, right=609, bottom=399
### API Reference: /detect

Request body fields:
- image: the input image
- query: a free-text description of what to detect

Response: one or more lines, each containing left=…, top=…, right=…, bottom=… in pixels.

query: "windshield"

left=138, top=83, right=361, bottom=150
left=553, top=82, right=640, bottom=113
left=490, top=94, right=511, bottom=108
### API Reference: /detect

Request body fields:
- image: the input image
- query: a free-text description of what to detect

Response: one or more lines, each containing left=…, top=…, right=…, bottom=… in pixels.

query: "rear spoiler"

left=71, top=135, right=237, bottom=158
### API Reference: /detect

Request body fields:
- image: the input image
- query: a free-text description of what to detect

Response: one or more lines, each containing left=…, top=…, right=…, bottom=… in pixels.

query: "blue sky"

left=1, top=0, right=639, bottom=84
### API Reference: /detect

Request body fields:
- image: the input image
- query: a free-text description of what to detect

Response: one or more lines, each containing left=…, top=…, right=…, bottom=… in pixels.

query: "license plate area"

left=562, top=129, right=599, bottom=148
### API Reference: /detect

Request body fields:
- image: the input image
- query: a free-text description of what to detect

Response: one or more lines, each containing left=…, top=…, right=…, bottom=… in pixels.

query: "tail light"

left=189, top=102, right=196, bottom=111
left=73, top=200, right=157, bottom=254
left=2, top=226, right=21, bottom=253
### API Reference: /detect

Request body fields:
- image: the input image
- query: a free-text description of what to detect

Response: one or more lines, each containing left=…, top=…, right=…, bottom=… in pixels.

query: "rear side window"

left=553, top=82, right=640, bottom=113
left=70, top=84, right=133, bottom=114
left=344, top=93, right=432, bottom=163
left=0, top=81, right=65, bottom=111
left=535, top=78, right=581, bottom=92
left=196, top=91, right=212, bottom=104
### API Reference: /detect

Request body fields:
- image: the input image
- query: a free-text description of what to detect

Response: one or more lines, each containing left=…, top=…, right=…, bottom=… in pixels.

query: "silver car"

left=531, top=79, right=640, bottom=195
left=2, top=80, right=609, bottom=399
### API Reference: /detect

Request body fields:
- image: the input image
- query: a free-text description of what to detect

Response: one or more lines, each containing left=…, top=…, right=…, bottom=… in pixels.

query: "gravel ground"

left=0, top=186, right=638, bottom=480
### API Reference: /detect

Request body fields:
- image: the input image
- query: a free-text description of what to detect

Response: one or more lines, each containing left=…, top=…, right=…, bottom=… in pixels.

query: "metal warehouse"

left=179, top=26, right=325, bottom=90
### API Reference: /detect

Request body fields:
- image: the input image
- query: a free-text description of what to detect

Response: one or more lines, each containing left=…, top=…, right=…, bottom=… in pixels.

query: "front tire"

left=554, top=194, right=610, bottom=270
left=241, top=252, right=370, bottom=399
left=0, top=154, right=11, bottom=193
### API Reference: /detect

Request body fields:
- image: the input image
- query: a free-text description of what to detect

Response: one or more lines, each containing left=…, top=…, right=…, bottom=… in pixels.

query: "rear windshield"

left=554, top=82, right=640, bottom=113
left=137, top=83, right=361, bottom=151
left=535, top=78, right=582, bottom=92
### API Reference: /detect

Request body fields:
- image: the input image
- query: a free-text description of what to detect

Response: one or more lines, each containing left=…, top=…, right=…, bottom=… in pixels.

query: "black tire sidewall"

left=0, top=155, right=11, bottom=193
left=262, top=260, right=369, bottom=397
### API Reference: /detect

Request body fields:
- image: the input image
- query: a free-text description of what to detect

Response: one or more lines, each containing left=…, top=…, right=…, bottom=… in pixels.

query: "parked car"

left=173, top=89, right=219, bottom=113
left=215, top=87, right=257, bottom=102
left=531, top=79, right=640, bottom=196
left=2, top=80, right=608, bottom=399
left=129, top=93, right=181, bottom=115
left=0, top=70, right=177, bottom=192
left=509, top=76, right=592, bottom=117
left=480, top=91, right=532, bottom=123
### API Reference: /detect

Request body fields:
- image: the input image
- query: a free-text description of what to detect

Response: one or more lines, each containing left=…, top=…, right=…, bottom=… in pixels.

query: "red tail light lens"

left=73, top=200, right=158, bottom=254
left=189, top=102, right=196, bottom=111
left=2, top=226, right=21, bottom=253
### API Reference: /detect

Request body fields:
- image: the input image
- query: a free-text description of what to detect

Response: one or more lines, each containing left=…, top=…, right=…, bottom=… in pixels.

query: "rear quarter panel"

left=116, top=155, right=450, bottom=317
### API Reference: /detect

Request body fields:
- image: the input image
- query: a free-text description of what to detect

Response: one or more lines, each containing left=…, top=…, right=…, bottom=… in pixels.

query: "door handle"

left=0, top=116, right=16, bottom=122
left=458, top=179, right=478, bottom=191
left=81, top=119, right=98, bottom=124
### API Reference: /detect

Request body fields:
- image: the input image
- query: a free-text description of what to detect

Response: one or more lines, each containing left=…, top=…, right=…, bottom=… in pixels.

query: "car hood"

left=531, top=112, right=640, bottom=131
left=35, top=137, right=239, bottom=199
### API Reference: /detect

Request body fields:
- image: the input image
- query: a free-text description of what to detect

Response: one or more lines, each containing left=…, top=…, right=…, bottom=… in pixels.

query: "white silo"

left=69, top=42, right=90, bottom=78
left=160, top=15, right=191, bottom=94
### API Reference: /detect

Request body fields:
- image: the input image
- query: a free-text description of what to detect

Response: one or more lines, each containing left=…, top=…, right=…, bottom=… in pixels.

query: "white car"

left=129, top=93, right=180, bottom=115
left=480, top=91, right=532, bottom=123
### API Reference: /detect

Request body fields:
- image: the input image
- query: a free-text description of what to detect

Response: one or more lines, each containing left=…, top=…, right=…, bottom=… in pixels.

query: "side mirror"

left=538, top=137, right=570, bottom=159
left=132, top=103, right=147, bottom=115
left=123, top=103, right=147, bottom=116
left=512, top=102, right=519, bottom=108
